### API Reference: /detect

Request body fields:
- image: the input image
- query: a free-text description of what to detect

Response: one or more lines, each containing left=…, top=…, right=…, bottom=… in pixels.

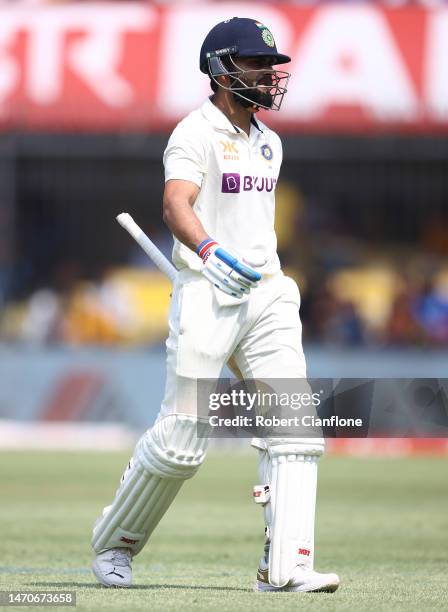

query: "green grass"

left=0, top=451, right=447, bottom=611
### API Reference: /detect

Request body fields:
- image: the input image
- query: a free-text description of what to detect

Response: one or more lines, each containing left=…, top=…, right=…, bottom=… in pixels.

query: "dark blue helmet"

left=199, top=17, right=291, bottom=111
left=200, top=17, right=290, bottom=74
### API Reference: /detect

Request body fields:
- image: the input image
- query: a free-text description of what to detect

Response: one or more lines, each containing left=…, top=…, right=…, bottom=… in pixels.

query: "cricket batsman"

left=91, top=17, right=340, bottom=593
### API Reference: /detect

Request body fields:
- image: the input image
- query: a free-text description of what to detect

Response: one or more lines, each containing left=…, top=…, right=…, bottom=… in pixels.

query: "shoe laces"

left=110, top=549, right=131, bottom=567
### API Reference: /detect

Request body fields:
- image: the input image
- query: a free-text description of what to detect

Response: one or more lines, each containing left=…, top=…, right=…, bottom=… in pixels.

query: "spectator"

left=414, top=279, right=448, bottom=345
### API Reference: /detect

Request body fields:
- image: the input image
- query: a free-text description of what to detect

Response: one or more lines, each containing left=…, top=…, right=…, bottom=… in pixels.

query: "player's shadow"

left=30, top=581, right=250, bottom=592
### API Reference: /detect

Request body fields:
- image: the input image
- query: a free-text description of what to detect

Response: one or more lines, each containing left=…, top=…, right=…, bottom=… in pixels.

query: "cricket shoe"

left=255, top=560, right=340, bottom=593
left=92, top=548, right=133, bottom=587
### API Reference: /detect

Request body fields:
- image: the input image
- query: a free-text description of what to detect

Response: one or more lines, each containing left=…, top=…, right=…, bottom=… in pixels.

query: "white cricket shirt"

left=163, top=97, right=283, bottom=275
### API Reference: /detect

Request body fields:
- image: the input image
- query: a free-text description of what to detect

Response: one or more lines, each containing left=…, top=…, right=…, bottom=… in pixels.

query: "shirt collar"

left=201, top=97, right=264, bottom=135
left=251, top=116, right=263, bottom=133
left=201, top=97, right=239, bottom=133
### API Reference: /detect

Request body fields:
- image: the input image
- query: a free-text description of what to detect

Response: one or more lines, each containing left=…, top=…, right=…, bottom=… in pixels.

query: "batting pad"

left=92, top=415, right=209, bottom=555
left=268, top=454, right=319, bottom=587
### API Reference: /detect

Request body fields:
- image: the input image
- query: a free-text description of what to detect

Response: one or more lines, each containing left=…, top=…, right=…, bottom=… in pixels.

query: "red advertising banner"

left=1, top=3, right=447, bottom=133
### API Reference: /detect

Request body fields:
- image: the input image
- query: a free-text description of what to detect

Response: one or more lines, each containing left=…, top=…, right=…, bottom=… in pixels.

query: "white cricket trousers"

left=159, top=268, right=306, bottom=419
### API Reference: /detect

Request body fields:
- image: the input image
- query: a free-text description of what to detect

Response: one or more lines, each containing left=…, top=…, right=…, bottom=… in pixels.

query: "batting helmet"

left=199, top=17, right=291, bottom=111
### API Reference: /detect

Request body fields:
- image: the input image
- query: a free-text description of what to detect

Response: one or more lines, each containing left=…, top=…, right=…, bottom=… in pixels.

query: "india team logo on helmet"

left=262, top=30, right=275, bottom=48
left=254, top=23, right=275, bottom=48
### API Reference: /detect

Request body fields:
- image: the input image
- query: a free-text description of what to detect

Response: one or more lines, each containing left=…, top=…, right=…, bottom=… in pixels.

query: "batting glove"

left=196, top=238, right=261, bottom=298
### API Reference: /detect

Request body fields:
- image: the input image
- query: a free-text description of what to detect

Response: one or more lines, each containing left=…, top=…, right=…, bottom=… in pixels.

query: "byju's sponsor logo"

left=243, top=176, right=277, bottom=192
left=221, top=174, right=277, bottom=194
left=221, top=173, right=241, bottom=193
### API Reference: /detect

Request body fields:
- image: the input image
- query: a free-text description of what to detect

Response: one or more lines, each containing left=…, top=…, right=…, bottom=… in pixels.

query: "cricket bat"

left=116, top=213, right=177, bottom=283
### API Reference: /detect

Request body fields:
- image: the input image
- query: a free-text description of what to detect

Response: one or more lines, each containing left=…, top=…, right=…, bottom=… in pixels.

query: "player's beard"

left=234, top=87, right=273, bottom=110
left=231, top=74, right=274, bottom=110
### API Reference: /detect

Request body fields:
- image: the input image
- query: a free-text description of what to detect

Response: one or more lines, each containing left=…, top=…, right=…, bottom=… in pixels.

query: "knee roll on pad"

left=253, top=436, right=325, bottom=457
left=136, top=414, right=209, bottom=479
left=92, top=415, right=209, bottom=555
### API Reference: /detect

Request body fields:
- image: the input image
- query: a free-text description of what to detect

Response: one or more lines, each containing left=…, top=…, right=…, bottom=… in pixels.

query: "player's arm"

left=163, top=178, right=261, bottom=298
left=162, top=179, right=208, bottom=251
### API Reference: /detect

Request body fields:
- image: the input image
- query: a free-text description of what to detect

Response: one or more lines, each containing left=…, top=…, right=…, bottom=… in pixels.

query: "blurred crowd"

left=0, top=264, right=173, bottom=347
left=300, top=266, right=448, bottom=346
left=1, top=254, right=447, bottom=348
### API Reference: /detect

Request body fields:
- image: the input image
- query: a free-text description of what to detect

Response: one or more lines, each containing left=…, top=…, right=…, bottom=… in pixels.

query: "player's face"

left=231, top=57, right=285, bottom=109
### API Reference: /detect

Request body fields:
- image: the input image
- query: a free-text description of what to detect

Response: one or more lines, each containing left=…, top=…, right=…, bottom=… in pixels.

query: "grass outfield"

left=0, top=451, right=447, bottom=612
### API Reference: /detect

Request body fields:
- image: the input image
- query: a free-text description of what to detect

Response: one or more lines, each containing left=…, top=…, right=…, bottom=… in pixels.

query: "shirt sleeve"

left=163, top=123, right=207, bottom=188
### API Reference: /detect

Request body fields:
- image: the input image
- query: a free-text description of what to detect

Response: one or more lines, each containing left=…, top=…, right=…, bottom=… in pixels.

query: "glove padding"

left=196, top=239, right=261, bottom=298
